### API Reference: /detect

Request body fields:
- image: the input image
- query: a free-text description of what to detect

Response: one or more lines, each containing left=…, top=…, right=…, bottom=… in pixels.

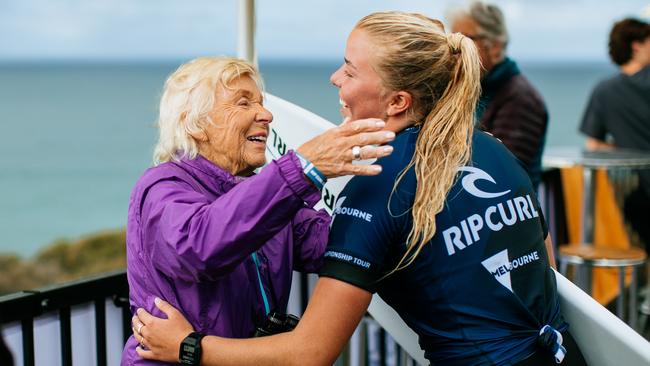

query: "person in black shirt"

left=580, top=18, right=650, bottom=253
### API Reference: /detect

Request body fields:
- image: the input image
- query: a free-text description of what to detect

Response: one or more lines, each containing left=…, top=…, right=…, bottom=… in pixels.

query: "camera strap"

left=251, top=252, right=271, bottom=316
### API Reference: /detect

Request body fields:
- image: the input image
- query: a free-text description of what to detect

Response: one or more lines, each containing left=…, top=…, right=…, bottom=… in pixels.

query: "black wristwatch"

left=179, top=331, right=206, bottom=365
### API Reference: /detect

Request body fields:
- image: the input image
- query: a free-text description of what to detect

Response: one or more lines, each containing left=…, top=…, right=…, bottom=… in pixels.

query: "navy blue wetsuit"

left=320, top=128, right=567, bottom=365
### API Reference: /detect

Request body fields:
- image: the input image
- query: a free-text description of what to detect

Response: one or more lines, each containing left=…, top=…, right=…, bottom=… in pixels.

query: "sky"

left=1, top=0, right=649, bottom=63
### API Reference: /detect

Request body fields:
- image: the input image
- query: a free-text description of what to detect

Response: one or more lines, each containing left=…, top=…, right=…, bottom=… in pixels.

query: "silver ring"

left=352, top=146, right=361, bottom=160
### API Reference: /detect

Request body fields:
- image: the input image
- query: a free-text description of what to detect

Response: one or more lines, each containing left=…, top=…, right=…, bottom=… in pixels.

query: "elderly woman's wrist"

left=294, top=151, right=327, bottom=191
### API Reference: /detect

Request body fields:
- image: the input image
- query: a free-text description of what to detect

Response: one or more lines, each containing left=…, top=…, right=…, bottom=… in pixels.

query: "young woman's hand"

left=132, top=297, right=194, bottom=362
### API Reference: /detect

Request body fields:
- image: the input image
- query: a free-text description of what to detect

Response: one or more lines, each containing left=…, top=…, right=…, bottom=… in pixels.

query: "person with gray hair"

left=450, top=1, right=548, bottom=191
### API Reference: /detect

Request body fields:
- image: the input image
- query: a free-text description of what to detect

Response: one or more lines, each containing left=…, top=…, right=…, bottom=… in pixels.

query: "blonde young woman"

left=132, top=12, right=586, bottom=365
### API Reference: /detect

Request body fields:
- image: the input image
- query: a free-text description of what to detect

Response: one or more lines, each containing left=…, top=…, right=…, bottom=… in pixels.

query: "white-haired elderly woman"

left=120, top=56, right=395, bottom=366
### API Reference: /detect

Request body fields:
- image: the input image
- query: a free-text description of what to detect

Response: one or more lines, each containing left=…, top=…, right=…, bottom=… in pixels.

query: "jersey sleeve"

left=319, top=173, right=413, bottom=293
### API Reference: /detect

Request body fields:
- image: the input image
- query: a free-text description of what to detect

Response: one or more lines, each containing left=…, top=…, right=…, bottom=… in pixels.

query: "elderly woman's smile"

left=197, top=75, right=273, bottom=177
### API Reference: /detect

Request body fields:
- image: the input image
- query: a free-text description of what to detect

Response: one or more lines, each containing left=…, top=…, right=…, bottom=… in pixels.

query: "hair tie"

left=447, top=34, right=461, bottom=54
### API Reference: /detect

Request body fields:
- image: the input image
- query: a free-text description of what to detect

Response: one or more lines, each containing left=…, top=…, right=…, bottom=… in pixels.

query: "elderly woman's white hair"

left=153, top=56, right=263, bottom=164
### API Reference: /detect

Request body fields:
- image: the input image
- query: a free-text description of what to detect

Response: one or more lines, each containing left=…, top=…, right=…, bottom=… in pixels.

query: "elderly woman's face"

left=199, top=75, right=272, bottom=176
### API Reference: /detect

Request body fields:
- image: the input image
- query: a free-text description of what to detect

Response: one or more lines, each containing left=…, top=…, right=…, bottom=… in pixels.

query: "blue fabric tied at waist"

left=537, top=325, right=567, bottom=363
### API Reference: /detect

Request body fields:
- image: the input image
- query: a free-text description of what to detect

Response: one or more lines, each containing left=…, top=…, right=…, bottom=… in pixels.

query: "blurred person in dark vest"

left=579, top=18, right=650, bottom=254
left=450, top=1, right=548, bottom=191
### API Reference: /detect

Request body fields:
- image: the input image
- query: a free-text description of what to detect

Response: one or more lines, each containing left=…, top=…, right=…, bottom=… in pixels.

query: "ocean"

left=0, top=60, right=616, bottom=258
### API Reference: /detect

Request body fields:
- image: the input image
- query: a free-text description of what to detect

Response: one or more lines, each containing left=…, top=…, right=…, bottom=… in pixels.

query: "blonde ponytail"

left=397, top=34, right=481, bottom=271
left=356, top=12, right=482, bottom=274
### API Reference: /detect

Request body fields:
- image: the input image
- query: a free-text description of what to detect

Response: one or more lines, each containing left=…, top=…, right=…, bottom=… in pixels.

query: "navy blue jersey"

left=320, top=128, right=565, bottom=365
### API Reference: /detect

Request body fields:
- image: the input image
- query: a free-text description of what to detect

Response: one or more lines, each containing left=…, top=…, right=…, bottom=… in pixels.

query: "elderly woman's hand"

left=132, top=297, right=194, bottom=362
left=297, top=118, right=395, bottom=178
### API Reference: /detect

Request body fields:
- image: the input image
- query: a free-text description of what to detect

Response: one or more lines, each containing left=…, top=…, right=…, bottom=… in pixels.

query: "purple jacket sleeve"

left=141, top=153, right=321, bottom=282
left=291, top=208, right=331, bottom=273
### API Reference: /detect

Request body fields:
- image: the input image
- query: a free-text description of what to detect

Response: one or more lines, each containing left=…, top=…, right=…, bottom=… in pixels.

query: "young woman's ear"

left=386, top=91, right=412, bottom=117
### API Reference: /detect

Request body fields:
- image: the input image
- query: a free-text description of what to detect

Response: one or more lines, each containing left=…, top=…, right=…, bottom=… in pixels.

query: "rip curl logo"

left=458, top=166, right=510, bottom=199
left=481, top=249, right=540, bottom=292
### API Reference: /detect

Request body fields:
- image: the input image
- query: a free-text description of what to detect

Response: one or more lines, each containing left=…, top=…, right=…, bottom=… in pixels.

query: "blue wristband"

left=295, top=152, right=327, bottom=191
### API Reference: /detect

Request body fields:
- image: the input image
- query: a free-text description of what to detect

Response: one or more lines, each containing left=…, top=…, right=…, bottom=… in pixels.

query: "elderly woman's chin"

left=240, top=149, right=267, bottom=176
left=250, top=155, right=267, bottom=170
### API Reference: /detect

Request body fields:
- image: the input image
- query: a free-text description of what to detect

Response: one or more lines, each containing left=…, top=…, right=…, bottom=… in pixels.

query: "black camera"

left=253, top=311, right=300, bottom=337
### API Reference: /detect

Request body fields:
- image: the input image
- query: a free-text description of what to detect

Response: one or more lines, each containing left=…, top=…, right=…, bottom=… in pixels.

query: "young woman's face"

left=330, top=28, right=389, bottom=121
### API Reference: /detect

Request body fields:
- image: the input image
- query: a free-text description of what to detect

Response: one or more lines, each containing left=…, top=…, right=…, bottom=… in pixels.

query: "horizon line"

left=0, top=57, right=615, bottom=66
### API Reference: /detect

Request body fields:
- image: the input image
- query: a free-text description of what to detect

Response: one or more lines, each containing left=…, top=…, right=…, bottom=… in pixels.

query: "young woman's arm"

left=134, top=277, right=372, bottom=366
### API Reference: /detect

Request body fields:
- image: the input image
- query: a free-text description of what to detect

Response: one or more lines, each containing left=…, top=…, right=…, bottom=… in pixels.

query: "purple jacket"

left=121, top=152, right=330, bottom=365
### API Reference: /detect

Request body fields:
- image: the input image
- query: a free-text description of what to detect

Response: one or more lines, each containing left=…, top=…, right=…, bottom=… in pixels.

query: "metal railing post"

left=59, top=307, right=72, bottom=366
left=21, top=318, right=34, bottom=366
left=95, top=299, right=107, bottom=366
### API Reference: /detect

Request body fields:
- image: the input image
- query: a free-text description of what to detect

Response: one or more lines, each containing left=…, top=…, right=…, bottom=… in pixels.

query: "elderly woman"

left=120, top=56, right=394, bottom=366
left=132, top=13, right=586, bottom=366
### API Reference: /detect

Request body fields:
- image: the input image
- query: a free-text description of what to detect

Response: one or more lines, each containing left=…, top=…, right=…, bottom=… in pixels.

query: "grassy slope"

left=0, top=229, right=126, bottom=295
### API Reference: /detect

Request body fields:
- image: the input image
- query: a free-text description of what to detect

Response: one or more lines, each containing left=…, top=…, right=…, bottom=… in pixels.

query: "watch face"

left=180, top=333, right=203, bottom=365
left=180, top=345, right=199, bottom=364
left=185, top=337, right=199, bottom=346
